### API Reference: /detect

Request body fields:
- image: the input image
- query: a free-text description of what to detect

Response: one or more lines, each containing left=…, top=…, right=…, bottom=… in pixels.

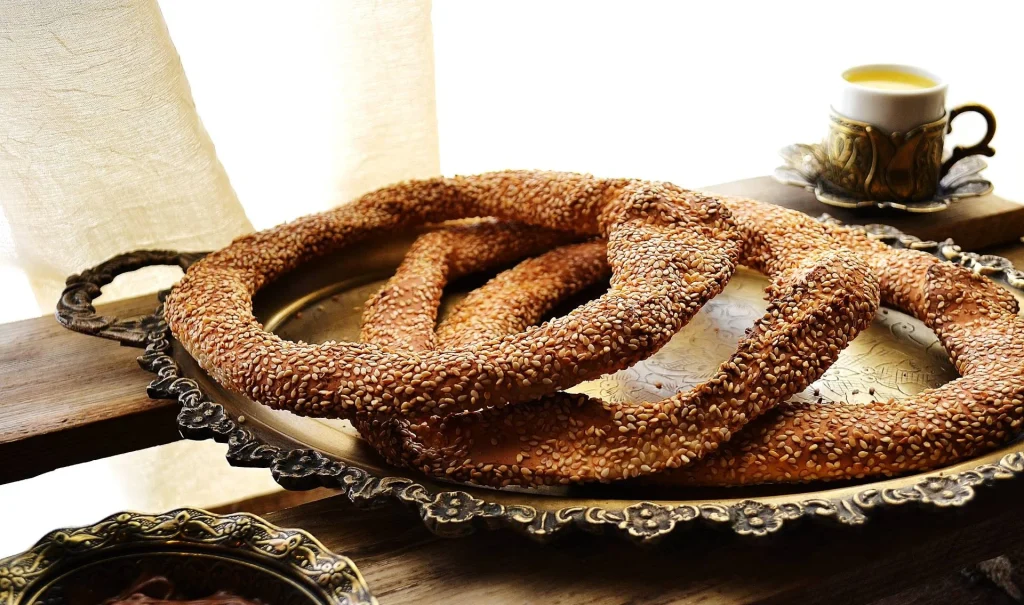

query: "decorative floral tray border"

left=56, top=217, right=1024, bottom=544
left=0, top=508, right=377, bottom=605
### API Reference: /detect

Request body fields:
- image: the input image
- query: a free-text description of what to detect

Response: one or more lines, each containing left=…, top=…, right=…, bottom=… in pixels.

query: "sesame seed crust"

left=358, top=195, right=881, bottom=487
left=164, top=171, right=740, bottom=433
left=359, top=234, right=613, bottom=462
left=436, top=239, right=611, bottom=348
left=168, top=168, right=1024, bottom=488
left=355, top=220, right=598, bottom=453
left=360, top=219, right=586, bottom=354
left=661, top=218, right=1024, bottom=485
left=362, top=194, right=1024, bottom=487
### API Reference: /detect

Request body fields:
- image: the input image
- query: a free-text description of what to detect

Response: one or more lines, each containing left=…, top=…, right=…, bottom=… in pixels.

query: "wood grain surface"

left=707, top=176, right=1024, bottom=251
left=0, top=295, right=177, bottom=483
left=264, top=478, right=1024, bottom=604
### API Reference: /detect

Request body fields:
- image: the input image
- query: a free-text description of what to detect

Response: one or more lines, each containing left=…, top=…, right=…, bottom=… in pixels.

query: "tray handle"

left=56, top=250, right=208, bottom=347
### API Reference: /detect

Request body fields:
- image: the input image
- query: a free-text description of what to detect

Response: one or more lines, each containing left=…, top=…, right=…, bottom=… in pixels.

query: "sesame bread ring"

left=360, top=219, right=587, bottom=353
left=372, top=200, right=1024, bottom=487
left=436, top=239, right=610, bottom=349
left=359, top=199, right=880, bottom=486
left=164, top=171, right=740, bottom=424
left=660, top=220, right=1024, bottom=485
left=356, top=221, right=599, bottom=457
left=358, top=234, right=612, bottom=462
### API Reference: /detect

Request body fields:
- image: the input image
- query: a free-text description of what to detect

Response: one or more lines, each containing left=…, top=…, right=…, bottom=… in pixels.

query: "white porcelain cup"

left=833, top=64, right=946, bottom=134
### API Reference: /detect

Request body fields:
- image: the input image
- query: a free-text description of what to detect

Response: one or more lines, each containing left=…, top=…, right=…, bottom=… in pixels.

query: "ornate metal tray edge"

left=56, top=220, right=1024, bottom=544
left=0, top=507, right=377, bottom=605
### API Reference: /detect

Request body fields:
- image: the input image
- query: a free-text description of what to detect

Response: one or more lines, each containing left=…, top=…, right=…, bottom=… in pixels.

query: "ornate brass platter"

left=56, top=219, right=1024, bottom=543
left=0, top=508, right=377, bottom=605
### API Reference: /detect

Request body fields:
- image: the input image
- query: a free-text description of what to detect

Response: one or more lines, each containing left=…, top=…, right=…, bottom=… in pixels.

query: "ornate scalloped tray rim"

left=0, top=507, right=377, bottom=605
left=56, top=217, right=1024, bottom=544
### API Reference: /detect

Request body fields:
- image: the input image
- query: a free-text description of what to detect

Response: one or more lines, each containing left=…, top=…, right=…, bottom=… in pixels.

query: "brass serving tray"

left=57, top=218, right=1024, bottom=543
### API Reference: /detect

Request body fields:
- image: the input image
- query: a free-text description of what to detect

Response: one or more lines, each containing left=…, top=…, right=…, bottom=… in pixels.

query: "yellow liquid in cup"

left=845, top=69, right=937, bottom=91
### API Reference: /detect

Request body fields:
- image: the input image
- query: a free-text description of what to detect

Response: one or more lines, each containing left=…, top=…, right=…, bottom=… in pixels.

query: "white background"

left=431, top=1, right=1022, bottom=192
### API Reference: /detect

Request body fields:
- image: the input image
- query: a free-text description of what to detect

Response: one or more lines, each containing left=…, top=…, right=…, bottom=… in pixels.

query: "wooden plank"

left=0, top=294, right=180, bottom=484
left=209, top=487, right=339, bottom=517
left=706, top=176, right=1024, bottom=251
left=870, top=556, right=1019, bottom=605
left=265, top=478, right=1024, bottom=604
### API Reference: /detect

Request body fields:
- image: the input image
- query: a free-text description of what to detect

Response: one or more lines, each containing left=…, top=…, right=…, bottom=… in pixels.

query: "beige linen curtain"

left=0, top=0, right=441, bottom=544
left=0, top=0, right=439, bottom=321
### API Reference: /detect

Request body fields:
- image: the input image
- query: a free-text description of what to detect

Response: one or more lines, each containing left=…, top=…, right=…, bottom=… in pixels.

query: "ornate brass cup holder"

left=57, top=219, right=1024, bottom=544
left=774, top=144, right=994, bottom=213
left=0, top=508, right=377, bottom=605
left=776, top=105, right=996, bottom=212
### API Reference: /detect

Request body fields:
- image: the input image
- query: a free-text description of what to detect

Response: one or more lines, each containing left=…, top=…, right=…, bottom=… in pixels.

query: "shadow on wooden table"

left=265, top=478, right=1024, bottom=605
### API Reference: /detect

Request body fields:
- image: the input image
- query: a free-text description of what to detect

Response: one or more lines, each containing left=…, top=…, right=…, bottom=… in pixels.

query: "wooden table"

left=4, top=177, right=1024, bottom=604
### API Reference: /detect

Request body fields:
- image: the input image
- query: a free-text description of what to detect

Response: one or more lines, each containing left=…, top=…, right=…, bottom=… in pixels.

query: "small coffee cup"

left=823, top=64, right=995, bottom=202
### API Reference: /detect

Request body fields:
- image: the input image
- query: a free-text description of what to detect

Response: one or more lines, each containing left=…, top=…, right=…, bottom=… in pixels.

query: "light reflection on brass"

left=823, top=105, right=996, bottom=203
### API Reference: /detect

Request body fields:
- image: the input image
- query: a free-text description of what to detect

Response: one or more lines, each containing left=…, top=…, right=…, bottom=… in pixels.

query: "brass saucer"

left=774, top=143, right=993, bottom=213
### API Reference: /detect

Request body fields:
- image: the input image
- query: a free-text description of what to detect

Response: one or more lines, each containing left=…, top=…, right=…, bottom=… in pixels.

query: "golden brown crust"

left=169, top=168, right=1024, bottom=488
left=359, top=236, right=613, bottom=470
left=663, top=235, right=1024, bottom=485
left=436, top=240, right=610, bottom=348
left=165, top=171, right=740, bottom=435
left=356, top=221, right=593, bottom=455
left=363, top=196, right=879, bottom=486
left=366, top=198, right=1024, bottom=486
left=360, top=219, right=583, bottom=353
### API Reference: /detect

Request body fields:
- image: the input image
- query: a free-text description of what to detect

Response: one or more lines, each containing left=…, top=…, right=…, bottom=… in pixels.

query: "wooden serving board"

left=706, top=176, right=1024, bottom=251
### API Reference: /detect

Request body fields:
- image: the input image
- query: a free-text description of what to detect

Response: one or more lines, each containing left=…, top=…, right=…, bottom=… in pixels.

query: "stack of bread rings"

left=165, top=171, right=1024, bottom=489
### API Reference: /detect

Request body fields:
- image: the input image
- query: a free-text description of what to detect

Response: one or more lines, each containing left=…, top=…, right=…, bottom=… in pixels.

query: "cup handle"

left=941, top=104, right=996, bottom=176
